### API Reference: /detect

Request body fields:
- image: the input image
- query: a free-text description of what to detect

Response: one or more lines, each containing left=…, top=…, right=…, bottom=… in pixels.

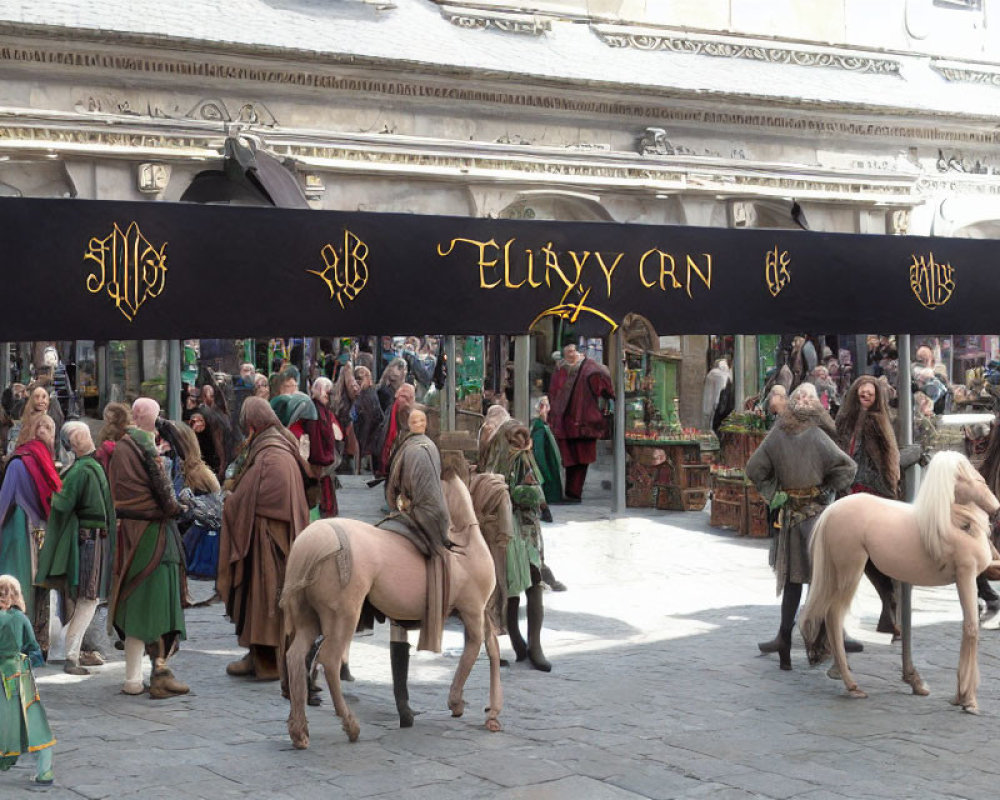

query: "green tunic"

left=0, top=608, right=55, bottom=768
left=481, top=420, right=544, bottom=596
left=530, top=417, right=563, bottom=506
left=108, top=429, right=186, bottom=645
left=0, top=508, right=34, bottom=618
left=35, top=454, right=115, bottom=600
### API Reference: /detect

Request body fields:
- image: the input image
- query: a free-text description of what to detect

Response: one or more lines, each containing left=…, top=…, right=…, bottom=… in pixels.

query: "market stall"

left=709, top=412, right=771, bottom=537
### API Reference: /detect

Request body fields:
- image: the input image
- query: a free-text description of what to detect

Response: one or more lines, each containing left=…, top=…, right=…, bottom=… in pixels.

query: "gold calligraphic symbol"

left=764, top=246, right=791, bottom=297
left=83, top=221, right=168, bottom=322
left=529, top=284, right=620, bottom=332
left=909, top=252, right=955, bottom=310
left=306, top=229, right=369, bottom=309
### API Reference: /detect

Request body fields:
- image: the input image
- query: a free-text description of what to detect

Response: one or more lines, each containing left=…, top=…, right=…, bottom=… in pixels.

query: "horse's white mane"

left=913, top=450, right=981, bottom=566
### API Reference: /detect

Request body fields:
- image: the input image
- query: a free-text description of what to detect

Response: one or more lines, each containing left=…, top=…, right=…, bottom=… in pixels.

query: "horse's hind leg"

left=899, top=582, right=929, bottom=696
left=483, top=614, right=503, bottom=732
left=448, top=607, right=484, bottom=720
left=286, top=614, right=319, bottom=749
left=826, top=607, right=866, bottom=699
left=317, top=610, right=362, bottom=741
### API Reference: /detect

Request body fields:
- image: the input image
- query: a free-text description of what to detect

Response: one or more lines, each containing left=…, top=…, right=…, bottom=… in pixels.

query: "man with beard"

left=108, top=398, right=188, bottom=698
left=548, top=344, right=614, bottom=502
left=219, top=397, right=311, bottom=681
left=746, top=382, right=857, bottom=671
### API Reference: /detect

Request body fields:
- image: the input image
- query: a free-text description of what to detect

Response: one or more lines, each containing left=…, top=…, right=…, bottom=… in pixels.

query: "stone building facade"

left=2, top=0, right=1000, bottom=424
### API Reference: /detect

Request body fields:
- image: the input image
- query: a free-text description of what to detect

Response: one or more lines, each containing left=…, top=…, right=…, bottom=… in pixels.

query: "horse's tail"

left=800, top=504, right=840, bottom=660
left=279, top=521, right=352, bottom=615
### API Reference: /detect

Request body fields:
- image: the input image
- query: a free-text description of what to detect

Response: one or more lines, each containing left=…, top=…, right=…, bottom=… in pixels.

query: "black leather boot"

left=506, top=596, right=528, bottom=662
left=390, top=641, right=414, bottom=728
left=758, top=632, right=784, bottom=654
left=525, top=585, right=552, bottom=672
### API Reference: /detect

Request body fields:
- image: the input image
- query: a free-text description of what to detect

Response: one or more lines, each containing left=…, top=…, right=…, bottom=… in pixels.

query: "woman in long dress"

left=0, top=415, right=60, bottom=658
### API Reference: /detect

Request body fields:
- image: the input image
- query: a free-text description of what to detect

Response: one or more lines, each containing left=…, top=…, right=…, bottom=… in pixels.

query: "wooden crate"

left=710, top=497, right=744, bottom=530
left=710, top=474, right=746, bottom=531
left=681, top=487, right=709, bottom=511
left=746, top=496, right=771, bottom=538
left=679, top=463, right=711, bottom=490
left=720, top=431, right=766, bottom=470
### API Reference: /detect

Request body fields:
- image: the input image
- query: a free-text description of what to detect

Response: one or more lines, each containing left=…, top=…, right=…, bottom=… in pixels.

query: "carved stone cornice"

left=0, top=113, right=924, bottom=204
left=931, top=59, right=1000, bottom=86
left=439, top=5, right=551, bottom=35
left=3, top=39, right=1000, bottom=152
left=591, top=24, right=901, bottom=75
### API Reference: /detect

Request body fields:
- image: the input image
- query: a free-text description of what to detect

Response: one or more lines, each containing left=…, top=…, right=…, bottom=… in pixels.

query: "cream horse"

left=801, top=451, right=1000, bottom=713
left=280, top=473, right=502, bottom=747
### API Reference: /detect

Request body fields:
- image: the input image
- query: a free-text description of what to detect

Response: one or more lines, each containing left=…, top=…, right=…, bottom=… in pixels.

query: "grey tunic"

left=746, top=422, right=856, bottom=591
left=384, top=433, right=450, bottom=556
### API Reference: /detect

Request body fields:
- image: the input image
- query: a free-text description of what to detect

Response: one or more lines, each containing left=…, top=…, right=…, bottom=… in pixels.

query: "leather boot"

left=340, top=661, right=355, bottom=682
left=758, top=632, right=785, bottom=654
left=390, top=641, right=414, bottom=728
left=63, top=658, right=89, bottom=676
left=506, top=596, right=528, bottom=662
left=252, top=646, right=280, bottom=681
left=525, top=584, right=552, bottom=672
left=149, top=667, right=188, bottom=699
left=226, top=652, right=254, bottom=677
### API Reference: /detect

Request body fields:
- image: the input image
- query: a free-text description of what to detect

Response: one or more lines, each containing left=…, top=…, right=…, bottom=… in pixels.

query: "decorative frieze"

left=932, top=59, right=1000, bottom=86
left=440, top=5, right=551, bottom=35
left=592, top=25, right=901, bottom=75
left=2, top=42, right=1000, bottom=147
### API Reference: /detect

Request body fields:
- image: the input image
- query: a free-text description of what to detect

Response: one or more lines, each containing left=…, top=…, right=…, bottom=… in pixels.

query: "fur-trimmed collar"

left=777, top=406, right=837, bottom=440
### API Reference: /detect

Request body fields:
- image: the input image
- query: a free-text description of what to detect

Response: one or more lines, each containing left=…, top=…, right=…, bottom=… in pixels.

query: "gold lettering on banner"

left=909, top=252, right=955, bottom=310
left=83, top=221, right=167, bottom=322
left=437, top=236, right=714, bottom=333
left=765, top=247, right=791, bottom=297
left=307, top=230, right=370, bottom=309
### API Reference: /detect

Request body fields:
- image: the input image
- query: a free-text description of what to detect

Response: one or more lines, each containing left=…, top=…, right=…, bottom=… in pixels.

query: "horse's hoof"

left=964, top=703, right=981, bottom=715
left=345, top=719, right=360, bottom=742
left=449, top=699, right=466, bottom=718
left=911, top=682, right=930, bottom=697
left=308, top=691, right=322, bottom=707
left=485, top=718, right=502, bottom=732
left=827, top=665, right=841, bottom=680
left=291, top=735, right=309, bottom=750
left=847, top=687, right=867, bottom=699
left=399, top=707, right=414, bottom=728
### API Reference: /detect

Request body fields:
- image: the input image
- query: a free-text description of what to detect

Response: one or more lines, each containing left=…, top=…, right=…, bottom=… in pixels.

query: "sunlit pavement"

left=11, top=464, right=1000, bottom=799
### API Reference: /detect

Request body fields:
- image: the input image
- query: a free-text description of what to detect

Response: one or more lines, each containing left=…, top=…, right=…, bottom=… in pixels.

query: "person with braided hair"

left=478, top=406, right=551, bottom=672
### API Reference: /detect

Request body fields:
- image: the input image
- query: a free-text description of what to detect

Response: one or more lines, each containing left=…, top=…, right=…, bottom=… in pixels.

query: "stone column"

left=611, top=328, right=626, bottom=515
left=167, top=339, right=181, bottom=422
left=513, top=335, right=530, bottom=425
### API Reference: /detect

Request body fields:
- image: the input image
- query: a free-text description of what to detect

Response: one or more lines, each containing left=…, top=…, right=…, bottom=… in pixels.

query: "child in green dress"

left=0, top=574, right=55, bottom=786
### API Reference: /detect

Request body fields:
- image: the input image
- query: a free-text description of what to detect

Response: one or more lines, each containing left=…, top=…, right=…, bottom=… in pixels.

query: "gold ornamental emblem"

left=909, top=252, right=955, bottom=310
left=307, top=230, right=369, bottom=309
left=765, top=246, right=791, bottom=297
left=83, top=221, right=168, bottom=322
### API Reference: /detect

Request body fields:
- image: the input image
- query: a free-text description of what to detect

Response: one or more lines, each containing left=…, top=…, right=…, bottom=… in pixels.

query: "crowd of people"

left=0, top=337, right=617, bottom=786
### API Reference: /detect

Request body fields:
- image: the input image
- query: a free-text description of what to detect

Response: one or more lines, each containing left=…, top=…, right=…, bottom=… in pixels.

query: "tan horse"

left=280, top=473, right=502, bottom=747
left=801, top=451, right=1000, bottom=713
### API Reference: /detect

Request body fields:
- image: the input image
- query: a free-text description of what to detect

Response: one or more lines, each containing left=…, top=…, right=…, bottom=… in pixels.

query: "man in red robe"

left=548, top=344, right=614, bottom=502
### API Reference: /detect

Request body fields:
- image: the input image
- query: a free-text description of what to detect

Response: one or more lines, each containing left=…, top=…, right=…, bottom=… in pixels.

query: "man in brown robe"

left=219, top=397, right=311, bottom=680
left=108, top=398, right=189, bottom=699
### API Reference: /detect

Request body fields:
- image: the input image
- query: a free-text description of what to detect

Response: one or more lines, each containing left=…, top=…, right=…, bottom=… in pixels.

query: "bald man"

left=108, top=398, right=188, bottom=699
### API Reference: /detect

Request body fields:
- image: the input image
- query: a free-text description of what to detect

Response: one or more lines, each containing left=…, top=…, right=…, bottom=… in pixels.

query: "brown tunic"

left=218, top=427, right=310, bottom=649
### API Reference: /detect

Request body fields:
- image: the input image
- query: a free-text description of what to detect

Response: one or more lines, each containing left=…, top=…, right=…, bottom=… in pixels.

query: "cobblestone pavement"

left=9, top=465, right=1000, bottom=799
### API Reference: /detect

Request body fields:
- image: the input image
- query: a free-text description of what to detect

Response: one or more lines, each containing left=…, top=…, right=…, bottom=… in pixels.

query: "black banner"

left=0, top=196, right=995, bottom=339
